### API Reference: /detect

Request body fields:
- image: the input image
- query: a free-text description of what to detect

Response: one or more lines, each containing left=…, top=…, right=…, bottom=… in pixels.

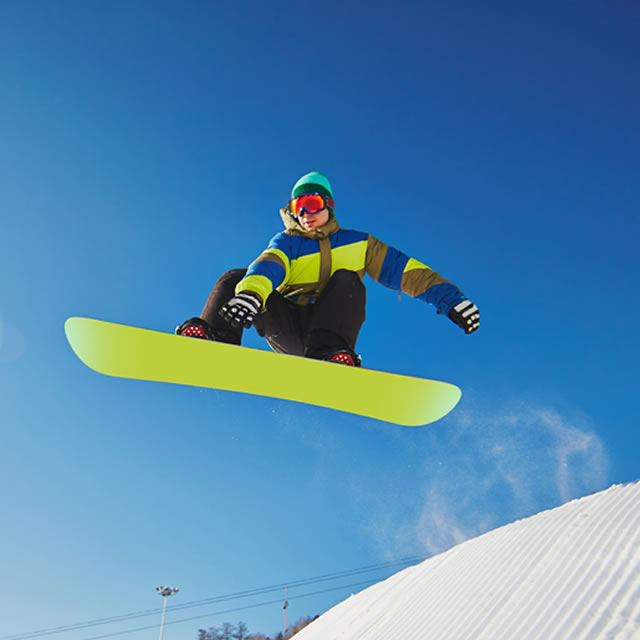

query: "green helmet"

left=291, top=171, right=333, bottom=200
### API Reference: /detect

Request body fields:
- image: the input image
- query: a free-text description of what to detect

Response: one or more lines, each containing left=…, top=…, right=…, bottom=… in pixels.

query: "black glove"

left=219, top=292, right=262, bottom=329
left=448, top=300, right=480, bottom=334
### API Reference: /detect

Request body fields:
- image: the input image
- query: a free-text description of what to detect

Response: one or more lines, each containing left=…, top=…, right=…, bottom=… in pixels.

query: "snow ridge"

left=295, top=481, right=640, bottom=640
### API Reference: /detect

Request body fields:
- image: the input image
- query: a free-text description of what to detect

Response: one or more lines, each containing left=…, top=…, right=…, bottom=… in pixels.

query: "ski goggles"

left=289, top=193, right=334, bottom=217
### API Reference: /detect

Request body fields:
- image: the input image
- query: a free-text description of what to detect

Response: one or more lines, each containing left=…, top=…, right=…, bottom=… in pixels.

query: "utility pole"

left=283, top=586, right=289, bottom=637
left=156, top=585, right=179, bottom=640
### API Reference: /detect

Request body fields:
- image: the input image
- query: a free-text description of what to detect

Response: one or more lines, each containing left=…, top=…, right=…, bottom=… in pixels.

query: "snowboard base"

left=64, top=317, right=461, bottom=426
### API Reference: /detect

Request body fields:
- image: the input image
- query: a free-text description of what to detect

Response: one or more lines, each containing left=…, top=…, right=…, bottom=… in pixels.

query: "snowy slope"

left=295, top=481, right=640, bottom=640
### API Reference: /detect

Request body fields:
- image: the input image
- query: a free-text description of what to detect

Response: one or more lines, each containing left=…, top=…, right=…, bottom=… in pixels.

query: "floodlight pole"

left=157, top=586, right=179, bottom=640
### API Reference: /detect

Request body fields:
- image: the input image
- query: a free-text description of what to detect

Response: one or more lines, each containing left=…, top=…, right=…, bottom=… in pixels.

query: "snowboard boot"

left=305, top=344, right=362, bottom=367
left=327, top=347, right=362, bottom=367
left=175, top=317, right=216, bottom=340
left=176, top=317, right=241, bottom=344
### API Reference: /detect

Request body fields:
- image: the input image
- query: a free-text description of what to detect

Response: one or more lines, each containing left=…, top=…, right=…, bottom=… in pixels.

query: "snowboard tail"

left=64, top=317, right=461, bottom=426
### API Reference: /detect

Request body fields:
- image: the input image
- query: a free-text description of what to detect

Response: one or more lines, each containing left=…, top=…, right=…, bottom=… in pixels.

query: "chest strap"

left=315, top=236, right=333, bottom=297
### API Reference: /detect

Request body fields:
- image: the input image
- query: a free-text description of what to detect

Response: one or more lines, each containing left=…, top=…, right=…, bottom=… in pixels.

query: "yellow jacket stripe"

left=237, top=216, right=465, bottom=314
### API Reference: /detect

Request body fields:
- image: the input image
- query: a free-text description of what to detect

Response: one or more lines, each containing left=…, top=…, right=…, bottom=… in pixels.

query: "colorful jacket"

left=235, top=208, right=466, bottom=314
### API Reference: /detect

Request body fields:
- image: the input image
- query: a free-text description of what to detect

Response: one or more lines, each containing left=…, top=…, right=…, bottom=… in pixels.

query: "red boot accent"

left=329, top=351, right=356, bottom=366
left=181, top=325, right=208, bottom=339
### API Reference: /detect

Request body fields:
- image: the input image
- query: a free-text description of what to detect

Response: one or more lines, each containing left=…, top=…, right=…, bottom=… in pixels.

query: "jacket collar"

left=279, top=206, right=340, bottom=239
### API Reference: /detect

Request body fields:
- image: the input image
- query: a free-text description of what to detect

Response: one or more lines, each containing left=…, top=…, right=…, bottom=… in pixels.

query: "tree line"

left=197, top=616, right=317, bottom=640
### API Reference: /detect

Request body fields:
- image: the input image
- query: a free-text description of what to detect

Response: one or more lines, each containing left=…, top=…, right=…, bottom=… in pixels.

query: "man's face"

left=298, top=207, right=330, bottom=232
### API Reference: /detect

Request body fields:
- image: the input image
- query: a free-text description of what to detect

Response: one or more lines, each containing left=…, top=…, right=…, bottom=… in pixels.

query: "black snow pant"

left=200, top=268, right=366, bottom=356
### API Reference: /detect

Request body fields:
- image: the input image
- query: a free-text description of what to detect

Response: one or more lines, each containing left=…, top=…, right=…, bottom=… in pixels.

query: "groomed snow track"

left=295, top=480, right=640, bottom=639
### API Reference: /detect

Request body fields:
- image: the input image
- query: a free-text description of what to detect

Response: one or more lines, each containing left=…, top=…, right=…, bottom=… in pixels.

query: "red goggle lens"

left=290, top=194, right=333, bottom=216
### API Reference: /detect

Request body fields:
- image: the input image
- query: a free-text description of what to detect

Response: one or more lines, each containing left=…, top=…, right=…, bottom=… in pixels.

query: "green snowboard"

left=64, top=317, right=461, bottom=426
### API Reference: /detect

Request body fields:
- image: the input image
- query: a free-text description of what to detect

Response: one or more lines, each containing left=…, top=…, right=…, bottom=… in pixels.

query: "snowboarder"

left=176, top=171, right=479, bottom=366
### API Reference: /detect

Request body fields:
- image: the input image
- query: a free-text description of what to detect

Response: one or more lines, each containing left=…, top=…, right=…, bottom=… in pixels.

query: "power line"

left=79, top=578, right=383, bottom=640
left=3, top=555, right=427, bottom=640
left=4, top=555, right=426, bottom=640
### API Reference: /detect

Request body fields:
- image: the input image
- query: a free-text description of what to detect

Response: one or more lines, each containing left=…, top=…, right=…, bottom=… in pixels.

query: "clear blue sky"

left=1, top=2, right=638, bottom=639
